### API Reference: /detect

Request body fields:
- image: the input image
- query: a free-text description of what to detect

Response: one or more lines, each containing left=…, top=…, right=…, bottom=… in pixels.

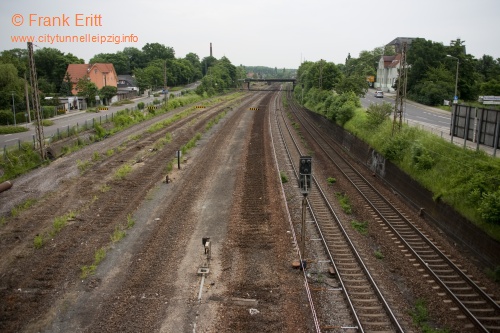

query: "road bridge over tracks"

left=241, top=78, right=296, bottom=90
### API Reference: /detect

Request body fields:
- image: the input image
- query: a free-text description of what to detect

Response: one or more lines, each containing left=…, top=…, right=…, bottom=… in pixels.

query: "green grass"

left=0, top=125, right=29, bottom=134
left=327, top=177, right=336, bottom=185
left=77, top=159, right=92, bottom=173
left=344, top=108, right=500, bottom=241
left=33, top=211, right=76, bottom=248
left=127, top=214, right=135, bottom=229
left=410, top=299, right=449, bottom=333
left=374, top=250, right=384, bottom=259
left=33, top=234, right=44, bottom=249
left=280, top=171, right=288, bottom=183
left=11, top=198, right=37, bottom=217
left=81, top=247, right=107, bottom=279
left=114, top=164, right=132, bottom=180
left=41, top=119, right=54, bottom=126
left=111, top=226, right=126, bottom=242
left=351, top=220, right=368, bottom=235
left=335, top=192, right=352, bottom=214
left=92, top=151, right=101, bottom=161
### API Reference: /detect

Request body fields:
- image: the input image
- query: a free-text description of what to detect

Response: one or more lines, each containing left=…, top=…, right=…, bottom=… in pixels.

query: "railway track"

left=269, top=89, right=404, bottom=332
left=285, top=91, right=500, bottom=332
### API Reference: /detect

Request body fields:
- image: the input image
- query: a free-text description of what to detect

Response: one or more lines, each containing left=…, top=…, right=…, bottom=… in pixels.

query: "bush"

left=0, top=110, right=14, bottom=125
left=137, top=102, right=145, bottom=110
left=366, top=102, right=393, bottom=127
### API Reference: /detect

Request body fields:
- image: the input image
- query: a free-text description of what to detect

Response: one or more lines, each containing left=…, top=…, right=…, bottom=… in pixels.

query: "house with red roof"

left=65, top=63, right=118, bottom=96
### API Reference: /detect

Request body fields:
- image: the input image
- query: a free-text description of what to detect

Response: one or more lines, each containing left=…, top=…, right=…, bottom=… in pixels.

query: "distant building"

left=375, top=37, right=416, bottom=92
left=117, top=75, right=139, bottom=100
left=376, top=54, right=402, bottom=92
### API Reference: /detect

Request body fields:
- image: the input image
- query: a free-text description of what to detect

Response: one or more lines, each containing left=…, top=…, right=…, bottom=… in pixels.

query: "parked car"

left=375, top=91, right=384, bottom=98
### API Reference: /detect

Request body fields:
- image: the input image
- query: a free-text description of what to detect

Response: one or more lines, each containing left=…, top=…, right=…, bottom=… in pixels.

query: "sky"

left=1, top=0, right=499, bottom=69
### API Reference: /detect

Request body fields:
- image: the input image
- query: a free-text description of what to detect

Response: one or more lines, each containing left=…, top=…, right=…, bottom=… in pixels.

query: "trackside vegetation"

left=297, top=88, right=500, bottom=241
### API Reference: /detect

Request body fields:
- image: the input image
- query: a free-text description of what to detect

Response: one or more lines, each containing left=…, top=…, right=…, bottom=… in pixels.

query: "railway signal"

left=299, top=156, right=312, bottom=270
left=299, top=156, right=311, bottom=196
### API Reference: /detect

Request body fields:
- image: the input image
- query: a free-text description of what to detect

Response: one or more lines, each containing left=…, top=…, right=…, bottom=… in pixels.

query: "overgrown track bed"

left=272, top=89, right=403, bottom=332
left=213, top=89, right=311, bottom=333
left=0, top=93, right=258, bottom=332
left=287, top=93, right=500, bottom=332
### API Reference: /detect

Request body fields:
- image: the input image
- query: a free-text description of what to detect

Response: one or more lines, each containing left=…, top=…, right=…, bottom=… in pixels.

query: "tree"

left=90, top=52, right=130, bottom=74
left=76, top=78, right=98, bottom=107
left=335, top=74, right=368, bottom=97
left=409, top=64, right=454, bottom=105
left=34, top=48, right=84, bottom=93
left=142, top=43, right=175, bottom=64
left=122, top=47, right=147, bottom=71
left=60, top=73, right=73, bottom=96
left=406, top=38, right=448, bottom=94
left=0, top=62, right=24, bottom=111
left=99, top=86, right=117, bottom=105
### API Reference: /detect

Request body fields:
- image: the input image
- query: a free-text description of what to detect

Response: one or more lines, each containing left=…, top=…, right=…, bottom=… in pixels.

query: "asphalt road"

left=361, top=89, right=451, bottom=132
left=0, top=85, right=197, bottom=149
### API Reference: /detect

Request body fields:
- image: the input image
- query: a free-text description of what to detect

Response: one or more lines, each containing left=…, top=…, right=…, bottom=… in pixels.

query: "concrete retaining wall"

left=305, top=109, right=500, bottom=269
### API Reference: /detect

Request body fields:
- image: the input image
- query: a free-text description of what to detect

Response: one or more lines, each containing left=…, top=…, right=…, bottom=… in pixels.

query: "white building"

left=375, top=54, right=402, bottom=92
left=375, top=37, right=416, bottom=92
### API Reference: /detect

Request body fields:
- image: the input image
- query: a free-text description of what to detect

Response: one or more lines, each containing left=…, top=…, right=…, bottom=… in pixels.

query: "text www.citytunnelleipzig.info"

left=10, top=33, right=139, bottom=45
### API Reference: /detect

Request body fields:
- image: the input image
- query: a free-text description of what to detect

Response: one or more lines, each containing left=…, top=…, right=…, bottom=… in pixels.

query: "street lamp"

left=447, top=55, right=459, bottom=104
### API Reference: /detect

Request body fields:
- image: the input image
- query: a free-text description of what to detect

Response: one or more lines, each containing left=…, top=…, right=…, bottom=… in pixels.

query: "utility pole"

left=27, top=42, right=46, bottom=160
left=24, top=72, right=32, bottom=123
left=392, top=42, right=408, bottom=135
left=163, top=60, right=168, bottom=108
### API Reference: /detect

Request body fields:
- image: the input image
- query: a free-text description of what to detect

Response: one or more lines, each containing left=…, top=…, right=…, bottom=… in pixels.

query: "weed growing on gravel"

left=127, top=214, right=135, bottom=229
left=77, top=159, right=92, bottom=173
left=33, top=234, right=44, bottom=249
left=351, top=220, right=368, bottom=235
left=410, top=299, right=449, bottom=333
left=11, top=198, right=37, bottom=217
left=335, top=192, right=352, bottom=214
left=33, top=211, right=77, bottom=248
left=114, top=164, right=132, bottom=180
left=51, top=211, right=76, bottom=235
left=128, top=134, right=142, bottom=141
left=80, top=247, right=107, bottom=279
left=111, top=226, right=126, bottom=242
left=100, top=184, right=110, bottom=192
left=166, top=160, right=174, bottom=172
left=327, top=177, right=336, bottom=185
left=106, top=149, right=115, bottom=157
left=280, top=171, right=288, bottom=183
left=374, top=250, right=384, bottom=259
left=205, top=111, right=227, bottom=131
left=92, top=151, right=101, bottom=161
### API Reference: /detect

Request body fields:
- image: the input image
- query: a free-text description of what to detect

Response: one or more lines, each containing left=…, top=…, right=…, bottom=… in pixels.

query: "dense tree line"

left=405, top=38, right=500, bottom=105
left=0, top=42, right=242, bottom=122
left=295, top=38, right=500, bottom=124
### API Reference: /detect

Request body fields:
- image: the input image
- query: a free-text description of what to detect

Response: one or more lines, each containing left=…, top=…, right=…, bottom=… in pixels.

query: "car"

left=375, top=91, right=384, bottom=98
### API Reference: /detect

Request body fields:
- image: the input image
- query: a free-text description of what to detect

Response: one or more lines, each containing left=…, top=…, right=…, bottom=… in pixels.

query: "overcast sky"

left=1, top=0, right=499, bottom=69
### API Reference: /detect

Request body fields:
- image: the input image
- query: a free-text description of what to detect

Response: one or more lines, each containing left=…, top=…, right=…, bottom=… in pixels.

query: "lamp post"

left=447, top=55, right=459, bottom=104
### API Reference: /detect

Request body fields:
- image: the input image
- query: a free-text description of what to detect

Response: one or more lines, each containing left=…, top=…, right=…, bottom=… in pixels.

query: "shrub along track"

left=0, top=93, right=254, bottom=332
